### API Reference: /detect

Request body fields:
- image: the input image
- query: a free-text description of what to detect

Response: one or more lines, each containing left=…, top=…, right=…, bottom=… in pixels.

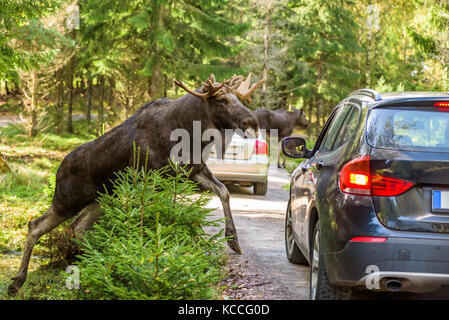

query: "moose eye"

left=216, top=98, right=227, bottom=105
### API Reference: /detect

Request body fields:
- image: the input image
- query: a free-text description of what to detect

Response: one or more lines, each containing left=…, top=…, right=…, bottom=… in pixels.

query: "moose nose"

left=241, top=117, right=259, bottom=138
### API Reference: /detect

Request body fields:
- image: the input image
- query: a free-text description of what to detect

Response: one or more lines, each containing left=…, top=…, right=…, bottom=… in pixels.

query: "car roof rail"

left=349, top=89, right=382, bottom=101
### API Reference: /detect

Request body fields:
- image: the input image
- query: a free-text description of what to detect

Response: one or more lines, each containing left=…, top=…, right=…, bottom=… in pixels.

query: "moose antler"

left=235, top=73, right=265, bottom=104
left=174, top=74, right=225, bottom=100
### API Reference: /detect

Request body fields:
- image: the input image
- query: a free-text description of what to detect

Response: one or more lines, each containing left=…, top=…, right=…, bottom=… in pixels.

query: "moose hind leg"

left=193, top=168, right=241, bottom=254
left=70, top=202, right=102, bottom=238
left=8, top=205, right=69, bottom=294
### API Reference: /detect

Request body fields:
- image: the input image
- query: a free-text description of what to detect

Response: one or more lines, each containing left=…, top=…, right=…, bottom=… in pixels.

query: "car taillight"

left=339, top=156, right=371, bottom=195
left=434, top=102, right=449, bottom=112
left=254, top=139, right=268, bottom=155
left=350, top=236, right=387, bottom=243
left=339, top=156, right=414, bottom=197
left=371, top=175, right=414, bottom=197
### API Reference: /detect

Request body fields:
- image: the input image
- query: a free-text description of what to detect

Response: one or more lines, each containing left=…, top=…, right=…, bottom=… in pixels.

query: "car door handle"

left=316, top=161, right=324, bottom=170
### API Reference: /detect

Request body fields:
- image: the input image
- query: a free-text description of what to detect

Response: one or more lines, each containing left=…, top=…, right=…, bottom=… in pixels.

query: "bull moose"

left=254, top=107, right=309, bottom=168
left=8, top=73, right=264, bottom=294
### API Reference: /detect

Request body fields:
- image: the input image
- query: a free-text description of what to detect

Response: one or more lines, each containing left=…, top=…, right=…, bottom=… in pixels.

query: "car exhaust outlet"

left=385, top=279, right=402, bottom=291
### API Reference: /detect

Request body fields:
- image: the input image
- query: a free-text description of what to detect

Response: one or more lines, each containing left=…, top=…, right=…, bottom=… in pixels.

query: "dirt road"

left=0, top=116, right=22, bottom=127
left=207, top=165, right=310, bottom=300
left=0, top=114, right=100, bottom=127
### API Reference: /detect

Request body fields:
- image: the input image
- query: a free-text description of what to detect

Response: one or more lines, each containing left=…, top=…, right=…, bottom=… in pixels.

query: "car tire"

left=253, top=181, right=268, bottom=195
left=310, top=221, right=352, bottom=300
left=285, top=203, right=308, bottom=264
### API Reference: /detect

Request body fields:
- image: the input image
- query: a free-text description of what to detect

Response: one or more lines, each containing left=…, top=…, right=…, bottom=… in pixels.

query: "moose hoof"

left=227, top=238, right=242, bottom=254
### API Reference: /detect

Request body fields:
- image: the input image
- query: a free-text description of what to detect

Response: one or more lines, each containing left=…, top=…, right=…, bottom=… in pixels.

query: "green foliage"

left=288, top=0, right=360, bottom=104
left=56, top=162, right=225, bottom=300
left=79, top=0, right=248, bottom=100
left=0, top=125, right=93, bottom=254
left=0, top=0, right=63, bottom=80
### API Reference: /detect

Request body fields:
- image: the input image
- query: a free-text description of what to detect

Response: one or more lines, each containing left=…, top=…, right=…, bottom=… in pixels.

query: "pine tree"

left=0, top=0, right=60, bottom=81
left=287, top=0, right=360, bottom=126
left=408, top=0, right=449, bottom=91
left=79, top=0, right=248, bottom=101
left=12, top=2, right=74, bottom=137
left=236, top=0, right=295, bottom=110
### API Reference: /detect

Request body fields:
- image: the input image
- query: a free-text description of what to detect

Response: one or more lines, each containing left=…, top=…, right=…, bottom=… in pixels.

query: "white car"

left=206, top=131, right=269, bottom=195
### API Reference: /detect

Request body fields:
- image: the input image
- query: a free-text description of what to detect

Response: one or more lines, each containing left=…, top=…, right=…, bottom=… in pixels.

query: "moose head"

left=174, top=73, right=264, bottom=137
left=292, top=108, right=309, bottom=128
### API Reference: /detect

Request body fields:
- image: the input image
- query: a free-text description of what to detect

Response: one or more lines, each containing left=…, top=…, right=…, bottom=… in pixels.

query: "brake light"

left=254, top=139, right=268, bottom=155
left=371, top=175, right=414, bottom=197
left=350, top=236, right=387, bottom=243
left=434, top=102, right=449, bottom=112
left=339, top=156, right=371, bottom=195
left=339, top=156, right=414, bottom=197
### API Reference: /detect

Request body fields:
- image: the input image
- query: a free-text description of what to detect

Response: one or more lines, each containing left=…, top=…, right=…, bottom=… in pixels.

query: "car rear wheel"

left=253, top=181, right=268, bottom=195
left=310, top=221, right=352, bottom=300
left=285, top=203, right=308, bottom=264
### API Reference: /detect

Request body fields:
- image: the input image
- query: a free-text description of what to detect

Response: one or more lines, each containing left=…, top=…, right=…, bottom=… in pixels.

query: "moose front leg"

left=193, top=168, right=242, bottom=254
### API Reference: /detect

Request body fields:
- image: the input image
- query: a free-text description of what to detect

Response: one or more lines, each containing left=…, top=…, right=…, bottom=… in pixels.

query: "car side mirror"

left=282, top=137, right=308, bottom=159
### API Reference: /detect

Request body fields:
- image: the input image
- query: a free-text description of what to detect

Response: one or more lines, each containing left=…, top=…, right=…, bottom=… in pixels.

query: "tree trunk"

left=67, top=58, right=75, bottom=134
left=30, top=70, right=39, bottom=137
left=86, top=77, right=92, bottom=123
left=55, top=68, right=64, bottom=134
left=125, top=96, right=130, bottom=118
left=99, top=75, right=105, bottom=125
left=261, top=2, right=272, bottom=109
left=163, top=74, right=168, bottom=97
left=149, top=1, right=164, bottom=99
left=366, top=20, right=376, bottom=88
left=12, top=78, right=19, bottom=95
left=129, top=95, right=134, bottom=115
left=67, top=30, right=76, bottom=134
left=306, top=99, right=313, bottom=136
left=107, top=77, right=115, bottom=115
left=151, top=68, right=161, bottom=99
left=147, top=77, right=152, bottom=99
left=5, top=80, right=10, bottom=96
left=321, top=104, right=326, bottom=125
left=316, top=60, right=323, bottom=127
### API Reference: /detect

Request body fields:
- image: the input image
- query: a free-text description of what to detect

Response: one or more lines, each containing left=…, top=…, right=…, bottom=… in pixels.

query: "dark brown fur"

left=254, top=108, right=309, bottom=167
left=9, top=90, right=258, bottom=294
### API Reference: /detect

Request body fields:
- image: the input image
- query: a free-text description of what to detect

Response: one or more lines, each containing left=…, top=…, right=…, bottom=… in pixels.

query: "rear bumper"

left=325, top=236, right=449, bottom=293
left=206, top=155, right=269, bottom=183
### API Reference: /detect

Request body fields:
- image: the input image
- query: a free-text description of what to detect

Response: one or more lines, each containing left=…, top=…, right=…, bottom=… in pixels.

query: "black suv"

left=282, top=90, right=449, bottom=300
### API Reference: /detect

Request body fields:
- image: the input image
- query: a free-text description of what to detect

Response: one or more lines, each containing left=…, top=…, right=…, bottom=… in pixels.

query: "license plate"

left=432, top=190, right=449, bottom=213
left=225, top=146, right=243, bottom=158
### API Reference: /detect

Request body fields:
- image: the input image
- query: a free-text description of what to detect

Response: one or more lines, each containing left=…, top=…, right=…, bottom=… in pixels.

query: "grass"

left=0, top=122, right=95, bottom=298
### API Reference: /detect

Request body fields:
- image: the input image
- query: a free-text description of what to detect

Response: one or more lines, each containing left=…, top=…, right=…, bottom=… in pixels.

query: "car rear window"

left=366, top=108, right=449, bottom=153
